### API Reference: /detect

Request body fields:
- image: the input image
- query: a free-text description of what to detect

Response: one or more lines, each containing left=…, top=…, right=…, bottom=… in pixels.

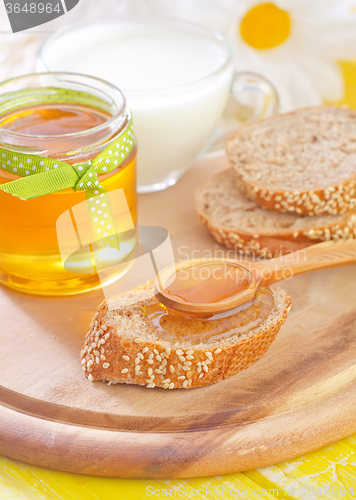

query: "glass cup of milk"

left=37, top=19, right=278, bottom=193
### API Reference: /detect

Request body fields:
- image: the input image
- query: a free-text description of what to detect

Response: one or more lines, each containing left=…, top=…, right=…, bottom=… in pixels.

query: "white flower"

left=141, top=0, right=356, bottom=111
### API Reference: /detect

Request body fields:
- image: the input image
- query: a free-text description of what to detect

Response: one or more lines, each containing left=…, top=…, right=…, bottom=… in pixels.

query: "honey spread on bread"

left=81, top=282, right=291, bottom=389
left=142, top=288, right=274, bottom=345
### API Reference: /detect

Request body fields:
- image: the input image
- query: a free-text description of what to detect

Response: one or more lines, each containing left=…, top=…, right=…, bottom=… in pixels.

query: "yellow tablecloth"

left=1, top=437, right=356, bottom=499
left=1, top=61, right=356, bottom=499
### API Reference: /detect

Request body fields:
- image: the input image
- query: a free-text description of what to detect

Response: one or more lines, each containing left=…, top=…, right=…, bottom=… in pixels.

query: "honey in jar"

left=0, top=73, right=137, bottom=295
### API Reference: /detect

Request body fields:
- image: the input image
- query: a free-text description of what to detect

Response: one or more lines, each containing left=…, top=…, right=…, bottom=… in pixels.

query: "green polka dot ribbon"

left=0, top=115, right=135, bottom=258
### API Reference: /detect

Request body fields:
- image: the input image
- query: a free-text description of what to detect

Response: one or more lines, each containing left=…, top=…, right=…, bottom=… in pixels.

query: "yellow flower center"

left=240, top=2, right=291, bottom=50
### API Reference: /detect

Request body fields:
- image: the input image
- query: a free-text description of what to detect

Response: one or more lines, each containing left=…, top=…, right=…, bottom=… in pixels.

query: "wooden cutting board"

left=1, top=154, right=356, bottom=479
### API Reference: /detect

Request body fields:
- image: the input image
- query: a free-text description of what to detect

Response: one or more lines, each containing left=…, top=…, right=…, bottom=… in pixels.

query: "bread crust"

left=196, top=169, right=356, bottom=258
left=226, top=105, right=356, bottom=216
left=81, top=284, right=291, bottom=389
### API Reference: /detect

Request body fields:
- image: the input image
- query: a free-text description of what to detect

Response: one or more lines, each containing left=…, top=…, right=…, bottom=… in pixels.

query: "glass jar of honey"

left=0, top=73, right=137, bottom=296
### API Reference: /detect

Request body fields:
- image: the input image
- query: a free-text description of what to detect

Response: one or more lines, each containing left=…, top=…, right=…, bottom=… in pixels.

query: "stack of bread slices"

left=196, top=106, right=356, bottom=258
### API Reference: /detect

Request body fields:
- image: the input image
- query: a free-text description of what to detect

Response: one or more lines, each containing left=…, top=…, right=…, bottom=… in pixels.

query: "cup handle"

left=208, top=71, right=279, bottom=154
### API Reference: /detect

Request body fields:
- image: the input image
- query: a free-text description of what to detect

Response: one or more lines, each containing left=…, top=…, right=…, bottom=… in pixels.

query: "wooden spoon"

left=155, top=239, right=356, bottom=316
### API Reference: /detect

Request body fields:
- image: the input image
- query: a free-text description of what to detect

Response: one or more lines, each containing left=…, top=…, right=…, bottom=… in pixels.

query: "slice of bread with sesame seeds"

left=196, top=169, right=356, bottom=258
left=226, top=106, right=356, bottom=216
left=81, top=282, right=291, bottom=389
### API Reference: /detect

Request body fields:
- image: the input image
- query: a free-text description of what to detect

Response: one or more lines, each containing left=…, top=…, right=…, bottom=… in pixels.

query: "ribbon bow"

left=0, top=117, right=134, bottom=201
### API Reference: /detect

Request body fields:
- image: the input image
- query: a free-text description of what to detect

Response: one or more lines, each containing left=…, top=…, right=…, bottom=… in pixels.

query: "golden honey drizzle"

left=163, top=262, right=253, bottom=304
left=142, top=288, right=274, bottom=345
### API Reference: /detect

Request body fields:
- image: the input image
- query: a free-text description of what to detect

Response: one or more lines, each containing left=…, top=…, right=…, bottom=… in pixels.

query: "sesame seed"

left=178, top=364, right=183, bottom=369
left=186, top=355, right=194, bottom=360
left=155, top=369, right=162, bottom=374
left=187, top=371, right=192, bottom=378
left=199, top=373, right=204, bottom=379
left=169, top=365, right=174, bottom=373
left=169, top=382, right=174, bottom=389
left=137, top=353, right=144, bottom=360
left=214, top=349, right=222, bottom=354
left=142, top=347, right=149, bottom=353
left=100, top=355, right=106, bottom=361
left=183, top=366, right=190, bottom=371
left=135, top=357, right=140, bottom=365
left=134, top=338, right=141, bottom=344
left=154, top=349, right=159, bottom=355
left=88, top=374, right=94, bottom=382
left=162, top=368, right=167, bottom=375
left=101, top=325, right=107, bottom=331
left=147, top=360, right=154, bottom=365
left=103, top=363, right=110, bottom=369
left=183, top=380, right=188, bottom=388
left=162, top=379, right=171, bottom=384
left=178, top=356, right=186, bottom=362
left=183, top=361, right=192, bottom=366
left=148, top=368, right=153, bottom=377
left=93, top=350, right=100, bottom=356
left=205, top=352, right=213, bottom=361
left=186, top=349, right=194, bottom=355
left=176, top=349, right=184, bottom=356
left=87, top=359, right=93, bottom=367
left=197, top=366, right=202, bottom=373
left=161, top=359, right=167, bottom=367
left=135, top=365, right=141, bottom=373
left=203, top=365, right=209, bottom=372
left=121, top=368, right=128, bottom=374
left=148, top=353, right=154, bottom=360
left=104, top=333, right=110, bottom=340
left=163, top=383, right=170, bottom=389
left=187, top=379, right=192, bottom=386
left=146, top=383, right=155, bottom=388
left=156, top=355, right=162, bottom=362
left=178, top=376, right=186, bottom=380
left=166, top=347, right=171, bottom=355
left=95, top=357, right=100, bottom=364
left=122, top=355, right=130, bottom=361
